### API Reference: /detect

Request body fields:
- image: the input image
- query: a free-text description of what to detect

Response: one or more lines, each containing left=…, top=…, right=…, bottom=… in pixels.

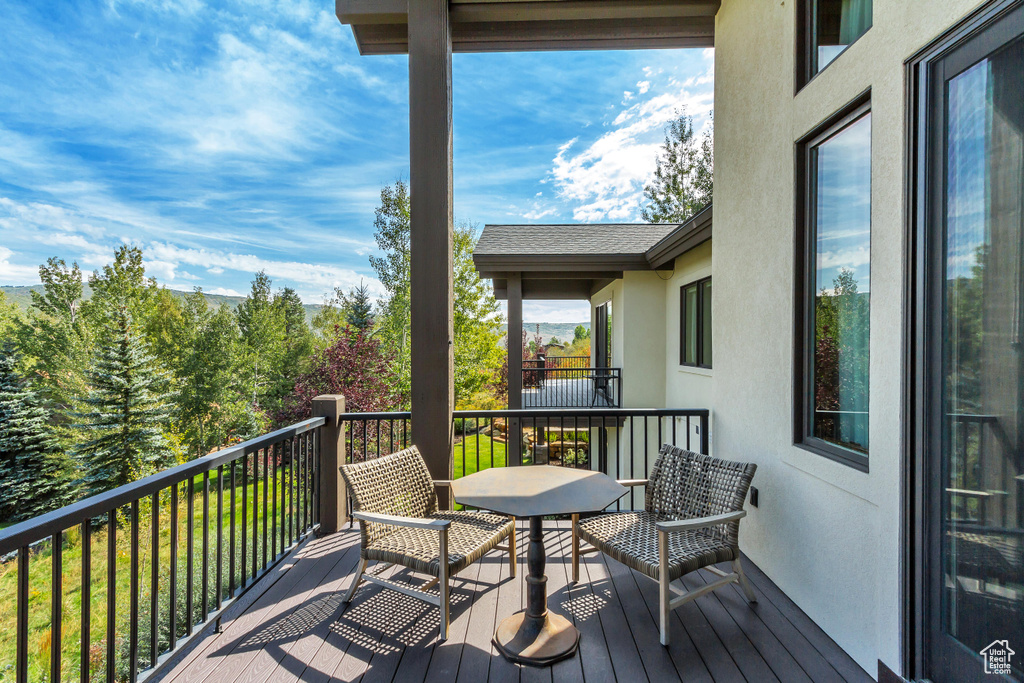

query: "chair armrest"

left=655, top=510, right=746, bottom=533
left=617, top=479, right=648, bottom=488
left=353, top=511, right=452, bottom=531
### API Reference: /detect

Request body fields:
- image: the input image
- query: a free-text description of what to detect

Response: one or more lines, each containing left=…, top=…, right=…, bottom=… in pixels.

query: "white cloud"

left=207, top=286, right=243, bottom=297
left=0, top=247, right=41, bottom=285
left=144, top=241, right=382, bottom=302
left=548, top=57, right=714, bottom=222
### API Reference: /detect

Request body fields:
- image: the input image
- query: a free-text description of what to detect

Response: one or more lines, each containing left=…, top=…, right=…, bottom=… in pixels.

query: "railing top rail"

left=522, top=366, right=621, bottom=372
left=452, top=407, right=706, bottom=419
left=342, top=408, right=706, bottom=421
left=0, top=415, right=326, bottom=556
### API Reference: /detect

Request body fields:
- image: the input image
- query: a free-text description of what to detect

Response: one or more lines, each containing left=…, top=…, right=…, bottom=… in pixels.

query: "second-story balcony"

left=522, top=357, right=622, bottom=409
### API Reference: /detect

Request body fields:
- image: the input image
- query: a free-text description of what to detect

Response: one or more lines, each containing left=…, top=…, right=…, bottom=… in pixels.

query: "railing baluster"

left=203, top=471, right=210, bottom=622
left=272, top=442, right=278, bottom=560
left=241, top=453, right=249, bottom=586
left=17, top=545, right=29, bottom=683
left=187, top=476, right=195, bottom=633
left=81, top=520, right=91, bottom=683
left=150, top=492, right=159, bottom=665
left=51, top=530, right=62, bottom=683
left=130, top=499, right=139, bottom=682
left=216, top=465, right=224, bottom=611
left=252, top=452, right=258, bottom=580
left=107, top=510, right=117, bottom=682
left=266, top=446, right=274, bottom=569
left=230, top=461, right=237, bottom=596
left=289, top=438, right=296, bottom=545
left=169, top=486, right=178, bottom=649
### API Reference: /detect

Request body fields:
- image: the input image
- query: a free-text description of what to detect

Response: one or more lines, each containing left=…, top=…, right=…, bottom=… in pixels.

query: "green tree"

left=236, top=272, right=287, bottom=411
left=0, top=290, right=20, bottom=338
left=176, top=297, right=250, bottom=457
left=346, top=282, right=374, bottom=331
left=368, top=181, right=504, bottom=407
left=0, top=341, right=77, bottom=521
left=453, top=224, right=504, bottom=403
left=641, top=109, right=713, bottom=223
left=88, top=245, right=156, bottom=319
left=16, top=258, right=92, bottom=412
left=76, top=305, right=174, bottom=495
left=369, top=181, right=413, bottom=399
left=573, top=325, right=590, bottom=343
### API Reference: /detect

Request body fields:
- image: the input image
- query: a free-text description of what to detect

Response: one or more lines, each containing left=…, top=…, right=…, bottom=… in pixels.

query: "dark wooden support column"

left=408, top=0, right=454, bottom=493
left=508, top=273, right=523, bottom=464
left=508, top=273, right=523, bottom=409
left=313, top=394, right=347, bottom=534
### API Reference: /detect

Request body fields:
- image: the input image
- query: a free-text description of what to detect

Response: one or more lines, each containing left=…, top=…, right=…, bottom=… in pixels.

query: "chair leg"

left=508, top=519, right=517, bottom=578
left=734, top=558, right=757, bottom=604
left=344, top=558, right=367, bottom=604
left=439, top=528, right=450, bottom=641
left=658, top=530, right=670, bottom=646
left=571, top=513, right=580, bottom=583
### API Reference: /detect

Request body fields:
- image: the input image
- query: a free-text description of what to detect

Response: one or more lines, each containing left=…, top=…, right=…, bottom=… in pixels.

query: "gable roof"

left=472, top=205, right=712, bottom=300
left=474, top=223, right=679, bottom=272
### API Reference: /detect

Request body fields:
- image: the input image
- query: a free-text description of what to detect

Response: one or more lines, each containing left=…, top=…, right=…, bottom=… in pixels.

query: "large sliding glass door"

left=917, top=4, right=1024, bottom=680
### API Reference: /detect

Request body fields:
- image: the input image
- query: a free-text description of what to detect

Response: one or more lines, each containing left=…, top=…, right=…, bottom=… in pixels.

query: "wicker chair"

left=339, top=446, right=516, bottom=639
left=571, top=444, right=757, bottom=646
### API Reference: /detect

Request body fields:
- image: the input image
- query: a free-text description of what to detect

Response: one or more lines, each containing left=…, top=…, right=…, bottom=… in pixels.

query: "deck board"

left=155, top=521, right=872, bottom=683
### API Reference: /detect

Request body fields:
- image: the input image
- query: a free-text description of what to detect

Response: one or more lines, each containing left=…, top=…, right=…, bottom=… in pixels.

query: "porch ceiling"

left=336, top=0, right=718, bottom=55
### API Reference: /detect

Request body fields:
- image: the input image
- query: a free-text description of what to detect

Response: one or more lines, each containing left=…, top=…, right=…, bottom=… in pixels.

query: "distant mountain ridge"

left=504, top=321, right=590, bottom=346
left=1, top=284, right=323, bottom=323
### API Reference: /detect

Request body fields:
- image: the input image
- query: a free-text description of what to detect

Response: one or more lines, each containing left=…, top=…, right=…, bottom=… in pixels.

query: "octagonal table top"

left=451, top=466, right=628, bottom=518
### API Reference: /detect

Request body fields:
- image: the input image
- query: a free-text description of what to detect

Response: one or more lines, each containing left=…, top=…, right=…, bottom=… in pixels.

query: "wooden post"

left=508, top=273, right=523, bottom=464
left=408, top=0, right=455, bottom=498
left=313, top=395, right=347, bottom=534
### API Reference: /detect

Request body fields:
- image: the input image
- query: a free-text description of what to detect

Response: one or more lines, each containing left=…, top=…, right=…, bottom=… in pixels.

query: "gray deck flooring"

left=157, top=521, right=872, bottom=683
left=522, top=378, right=614, bottom=409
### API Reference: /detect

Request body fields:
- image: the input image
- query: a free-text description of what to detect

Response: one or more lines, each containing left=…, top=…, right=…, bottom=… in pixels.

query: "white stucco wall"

left=664, top=240, right=714, bottom=411
left=713, top=0, right=987, bottom=676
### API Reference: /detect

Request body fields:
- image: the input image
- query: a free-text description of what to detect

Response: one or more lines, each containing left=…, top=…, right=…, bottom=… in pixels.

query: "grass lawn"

left=452, top=434, right=508, bottom=479
left=0, top=465, right=309, bottom=683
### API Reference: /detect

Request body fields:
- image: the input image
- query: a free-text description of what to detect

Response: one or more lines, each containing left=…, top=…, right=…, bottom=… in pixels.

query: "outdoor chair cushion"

left=364, top=510, right=514, bottom=577
left=577, top=510, right=736, bottom=581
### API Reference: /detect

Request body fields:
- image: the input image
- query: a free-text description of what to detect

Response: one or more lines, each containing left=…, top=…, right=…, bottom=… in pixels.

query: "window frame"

left=679, top=276, right=712, bottom=370
left=793, top=94, right=872, bottom=472
left=796, top=0, right=873, bottom=91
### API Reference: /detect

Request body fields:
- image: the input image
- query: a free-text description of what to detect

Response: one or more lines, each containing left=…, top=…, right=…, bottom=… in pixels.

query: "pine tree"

left=345, top=282, right=374, bottom=332
left=0, top=341, right=77, bottom=521
left=641, top=109, right=713, bottom=223
left=76, top=306, right=174, bottom=495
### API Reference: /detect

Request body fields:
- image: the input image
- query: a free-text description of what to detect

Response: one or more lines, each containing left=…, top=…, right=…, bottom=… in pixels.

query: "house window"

left=680, top=278, right=712, bottom=369
left=798, top=0, right=872, bottom=87
left=795, top=99, right=870, bottom=470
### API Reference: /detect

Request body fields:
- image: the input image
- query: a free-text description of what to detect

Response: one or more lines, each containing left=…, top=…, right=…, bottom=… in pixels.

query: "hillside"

left=1, top=284, right=324, bottom=323
left=505, top=321, right=590, bottom=346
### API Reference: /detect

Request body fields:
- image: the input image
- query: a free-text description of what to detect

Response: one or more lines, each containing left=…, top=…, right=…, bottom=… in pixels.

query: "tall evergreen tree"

left=76, top=306, right=174, bottom=495
left=345, top=282, right=374, bottom=331
left=236, top=272, right=287, bottom=411
left=0, top=341, right=77, bottom=520
left=641, top=109, right=713, bottom=223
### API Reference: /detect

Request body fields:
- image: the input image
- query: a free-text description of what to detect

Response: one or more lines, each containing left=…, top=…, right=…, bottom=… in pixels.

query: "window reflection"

left=943, top=39, right=1024, bottom=669
left=810, top=113, right=871, bottom=453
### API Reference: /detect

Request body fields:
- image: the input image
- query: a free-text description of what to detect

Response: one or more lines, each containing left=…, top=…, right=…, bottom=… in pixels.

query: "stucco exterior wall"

left=713, top=0, right=986, bottom=675
left=664, top=240, right=713, bottom=411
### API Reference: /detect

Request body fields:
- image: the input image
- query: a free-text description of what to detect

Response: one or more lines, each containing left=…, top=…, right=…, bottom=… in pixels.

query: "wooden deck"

left=157, top=521, right=872, bottom=683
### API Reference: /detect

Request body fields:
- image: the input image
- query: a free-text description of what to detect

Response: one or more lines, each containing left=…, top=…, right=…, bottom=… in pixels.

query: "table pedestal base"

left=493, top=611, right=580, bottom=666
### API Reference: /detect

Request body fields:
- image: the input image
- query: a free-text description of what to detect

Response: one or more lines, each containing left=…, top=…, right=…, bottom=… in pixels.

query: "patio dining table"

left=451, top=466, right=627, bottom=666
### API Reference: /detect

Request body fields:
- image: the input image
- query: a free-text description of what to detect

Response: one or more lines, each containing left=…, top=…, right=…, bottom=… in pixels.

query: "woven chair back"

left=340, top=446, right=437, bottom=547
left=645, top=444, right=756, bottom=548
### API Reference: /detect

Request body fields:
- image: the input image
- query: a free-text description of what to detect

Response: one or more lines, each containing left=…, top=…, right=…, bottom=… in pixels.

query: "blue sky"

left=0, top=0, right=713, bottom=322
